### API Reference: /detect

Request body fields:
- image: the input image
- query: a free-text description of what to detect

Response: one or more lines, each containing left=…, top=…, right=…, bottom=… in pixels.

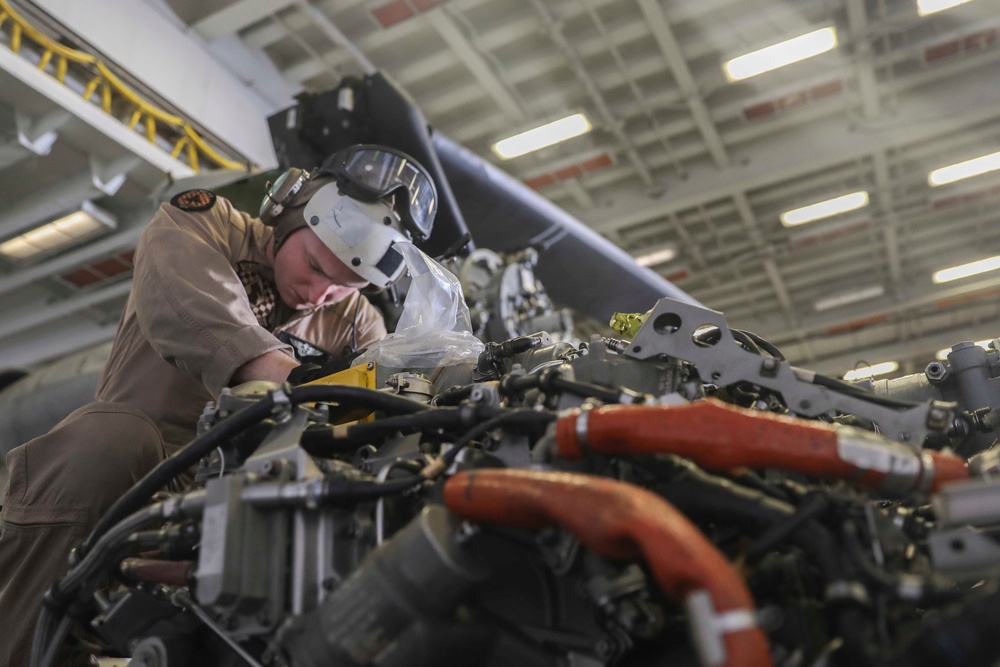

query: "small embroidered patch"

left=170, top=189, right=217, bottom=212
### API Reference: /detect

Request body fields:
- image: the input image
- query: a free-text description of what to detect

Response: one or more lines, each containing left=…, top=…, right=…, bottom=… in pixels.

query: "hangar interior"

left=0, top=0, right=998, bottom=378
left=4, top=1, right=1000, bottom=666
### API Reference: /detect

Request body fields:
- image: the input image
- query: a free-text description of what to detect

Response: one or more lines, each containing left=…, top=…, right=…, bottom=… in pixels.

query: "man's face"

left=272, top=228, right=369, bottom=310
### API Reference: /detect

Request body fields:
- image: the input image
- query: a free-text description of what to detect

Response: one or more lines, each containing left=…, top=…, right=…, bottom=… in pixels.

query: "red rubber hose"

left=444, top=469, right=773, bottom=667
left=555, top=400, right=967, bottom=495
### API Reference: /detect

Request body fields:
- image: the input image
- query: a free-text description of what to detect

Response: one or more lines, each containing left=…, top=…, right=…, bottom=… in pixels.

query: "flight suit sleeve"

left=353, top=294, right=388, bottom=349
left=131, top=196, right=293, bottom=396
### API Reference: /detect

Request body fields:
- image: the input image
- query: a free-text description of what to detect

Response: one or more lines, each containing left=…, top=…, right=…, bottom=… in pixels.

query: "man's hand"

left=286, top=351, right=365, bottom=385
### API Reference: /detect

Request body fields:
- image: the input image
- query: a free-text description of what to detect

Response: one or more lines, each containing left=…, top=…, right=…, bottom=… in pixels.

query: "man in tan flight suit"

left=0, top=144, right=436, bottom=666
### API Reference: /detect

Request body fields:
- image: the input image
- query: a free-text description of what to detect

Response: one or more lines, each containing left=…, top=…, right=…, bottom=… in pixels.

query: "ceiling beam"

left=585, top=67, right=1000, bottom=234
left=192, top=0, right=297, bottom=41
left=529, top=0, right=655, bottom=187
left=845, top=0, right=880, bottom=120
left=0, top=280, right=132, bottom=340
left=14, top=108, right=69, bottom=156
left=805, top=321, right=1000, bottom=376
left=0, top=224, right=145, bottom=297
left=872, top=151, right=903, bottom=288
left=428, top=11, right=524, bottom=121
left=0, top=172, right=103, bottom=241
left=292, top=0, right=376, bottom=74
left=0, top=321, right=117, bottom=369
left=637, top=0, right=729, bottom=168
left=741, top=269, right=1000, bottom=345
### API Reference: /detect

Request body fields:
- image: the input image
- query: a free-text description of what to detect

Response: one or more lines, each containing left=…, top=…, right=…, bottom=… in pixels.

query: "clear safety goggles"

left=321, top=145, right=437, bottom=241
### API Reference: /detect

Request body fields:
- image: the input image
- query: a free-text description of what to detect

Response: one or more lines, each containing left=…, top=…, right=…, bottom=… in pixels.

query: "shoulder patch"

left=170, top=189, right=217, bottom=212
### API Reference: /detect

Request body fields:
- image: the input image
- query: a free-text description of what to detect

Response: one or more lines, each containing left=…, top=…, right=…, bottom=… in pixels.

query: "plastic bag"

left=355, top=242, right=484, bottom=371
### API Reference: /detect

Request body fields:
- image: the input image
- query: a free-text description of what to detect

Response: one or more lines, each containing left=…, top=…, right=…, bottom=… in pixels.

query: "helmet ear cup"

left=259, top=168, right=309, bottom=225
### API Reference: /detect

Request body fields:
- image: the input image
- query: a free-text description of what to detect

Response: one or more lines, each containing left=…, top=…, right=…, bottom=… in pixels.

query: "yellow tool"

left=305, top=362, right=379, bottom=424
left=609, top=311, right=650, bottom=338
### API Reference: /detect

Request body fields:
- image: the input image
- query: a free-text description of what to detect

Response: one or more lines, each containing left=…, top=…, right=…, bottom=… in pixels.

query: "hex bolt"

left=925, top=362, right=949, bottom=383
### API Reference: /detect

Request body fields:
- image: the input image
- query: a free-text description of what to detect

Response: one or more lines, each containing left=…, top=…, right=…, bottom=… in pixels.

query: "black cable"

left=499, top=370, right=626, bottom=405
left=298, top=426, right=369, bottom=456
left=642, top=456, right=843, bottom=580
left=322, top=475, right=425, bottom=502
left=731, top=470, right=793, bottom=503
left=81, top=385, right=430, bottom=558
left=80, top=398, right=274, bottom=559
left=744, top=493, right=829, bottom=563
left=730, top=329, right=762, bottom=355
left=812, top=373, right=921, bottom=410
left=346, top=406, right=472, bottom=439
left=316, top=410, right=555, bottom=500
left=34, top=503, right=169, bottom=667
left=300, top=407, right=492, bottom=456
left=40, top=386, right=437, bottom=667
left=841, top=521, right=963, bottom=605
left=31, top=613, right=73, bottom=667
left=737, top=329, right=785, bottom=360
left=442, top=409, right=556, bottom=468
left=433, top=384, right=475, bottom=406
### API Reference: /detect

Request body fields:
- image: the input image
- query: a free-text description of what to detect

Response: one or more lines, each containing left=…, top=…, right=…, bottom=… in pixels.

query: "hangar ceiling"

left=0, top=0, right=999, bottom=380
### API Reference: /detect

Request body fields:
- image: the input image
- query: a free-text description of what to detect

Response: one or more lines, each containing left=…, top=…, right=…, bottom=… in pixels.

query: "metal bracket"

left=624, top=298, right=937, bottom=446
left=929, top=527, right=1000, bottom=576
left=14, top=109, right=67, bottom=155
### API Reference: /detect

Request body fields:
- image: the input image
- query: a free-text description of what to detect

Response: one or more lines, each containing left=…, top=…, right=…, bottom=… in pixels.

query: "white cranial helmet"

left=303, top=182, right=409, bottom=288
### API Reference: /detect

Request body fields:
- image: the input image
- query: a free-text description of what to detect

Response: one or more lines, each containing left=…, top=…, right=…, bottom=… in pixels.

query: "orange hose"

left=444, top=469, right=773, bottom=667
left=555, top=400, right=968, bottom=494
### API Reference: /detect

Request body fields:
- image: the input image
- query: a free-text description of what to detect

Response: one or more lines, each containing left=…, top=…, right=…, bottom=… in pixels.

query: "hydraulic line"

left=443, top=469, right=773, bottom=667
left=81, top=384, right=430, bottom=557
left=555, top=400, right=969, bottom=497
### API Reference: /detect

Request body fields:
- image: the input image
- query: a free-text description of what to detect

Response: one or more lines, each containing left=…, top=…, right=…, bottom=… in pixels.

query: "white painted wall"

left=27, top=0, right=297, bottom=168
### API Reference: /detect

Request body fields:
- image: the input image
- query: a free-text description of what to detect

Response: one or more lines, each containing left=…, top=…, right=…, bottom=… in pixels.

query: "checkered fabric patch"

left=236, top=261, right=277, bottom=328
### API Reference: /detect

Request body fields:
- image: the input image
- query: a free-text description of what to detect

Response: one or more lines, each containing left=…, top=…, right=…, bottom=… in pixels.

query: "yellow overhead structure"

left=0, top=0, right=249, bottom=172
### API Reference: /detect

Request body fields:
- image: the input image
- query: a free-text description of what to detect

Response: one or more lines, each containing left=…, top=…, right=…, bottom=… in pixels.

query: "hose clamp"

left=685, top=590, right=758, bottom=667
left=575, top=405, right=593, bottom=456
left=270, top=384, right=293, bottom=420
left=836, top=427, right=921, bottom=496
left=916, top=451, right=935, bottom=495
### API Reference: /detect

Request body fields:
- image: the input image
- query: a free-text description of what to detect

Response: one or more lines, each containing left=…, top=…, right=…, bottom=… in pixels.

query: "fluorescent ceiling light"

left=0, top=202, right=116, bottom=263
left=814, top=284, right=885, bottom=311
left=843, top=361, right=899, bottom=381
left=780, top=191, right=869, bottom=227
left=932, top=255, right=1000, bottom=283
left=936, top=339, right=993, bottom=361
left=928, top=150, right=1000, bottom=186
left=635, top=247, right=677, bottom=267
left=918, top=0, right=975, bottom=16
left=724, top=27, right=838, bottom=82
left=492, top=114, right=592, bottom=159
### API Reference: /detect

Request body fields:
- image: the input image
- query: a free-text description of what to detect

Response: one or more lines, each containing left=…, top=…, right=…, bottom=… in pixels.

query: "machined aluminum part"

left=932, top=478, right=1000, bottom=528
left=625, top=297, right=939, bottom=446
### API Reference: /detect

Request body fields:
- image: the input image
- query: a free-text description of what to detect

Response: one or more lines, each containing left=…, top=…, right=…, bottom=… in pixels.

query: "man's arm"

left=231, top=350, right=300, bottom=385
left=132, top=198, right=294, bottom=396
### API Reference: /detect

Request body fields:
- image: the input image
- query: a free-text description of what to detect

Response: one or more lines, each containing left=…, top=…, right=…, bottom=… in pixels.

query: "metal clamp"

left=685, top=590, right=758, bottom=667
